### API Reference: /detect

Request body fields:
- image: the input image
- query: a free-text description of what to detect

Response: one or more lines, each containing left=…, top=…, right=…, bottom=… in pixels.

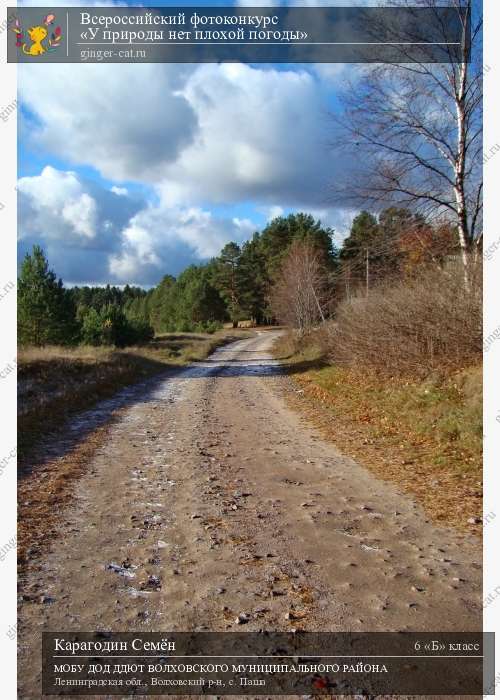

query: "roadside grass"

left=18, top=330, right=251, bottom=461
left=274, top=332, right=482, bottom=533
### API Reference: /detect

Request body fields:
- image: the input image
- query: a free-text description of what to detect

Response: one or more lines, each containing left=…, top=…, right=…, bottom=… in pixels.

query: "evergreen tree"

left=341, top=208, right=427, bottom=279
left=166, top=266, right=225, bottom=331
left=80, top=304, right=153, bottom=346
left=238, top=234, right=268, bottom=323
left=259, top=213, right=336, bottom=278
left=211, top=242, right=243, bottom=327
left=18, top=246, right=77, bottom=346
left=80, top=307, right=102, bottom=346
left=340, top=211, right=380, bottom=261
left=148, top=275, right=176, bottom=331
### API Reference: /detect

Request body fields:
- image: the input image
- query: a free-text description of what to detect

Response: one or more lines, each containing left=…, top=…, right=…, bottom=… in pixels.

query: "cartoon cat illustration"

left=13, top=13, right=61, bottom=56
left=22, top=25, right=48, bottom=55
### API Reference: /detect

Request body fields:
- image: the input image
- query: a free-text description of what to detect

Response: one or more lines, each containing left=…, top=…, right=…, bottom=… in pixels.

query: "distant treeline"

left=122, top=208, right=458, bottom=334
left=17, top=247, right=154, bottom=347
left=18, top=210, right=459, bottom=347
left=125, top=213, right=337, bottom=333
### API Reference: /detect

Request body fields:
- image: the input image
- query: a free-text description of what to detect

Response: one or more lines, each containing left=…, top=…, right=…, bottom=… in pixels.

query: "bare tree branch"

left=330, top=0, right=482, bottom=284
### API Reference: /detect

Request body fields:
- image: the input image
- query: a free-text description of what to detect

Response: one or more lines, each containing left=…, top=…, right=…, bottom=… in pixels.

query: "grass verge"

left=274, top=332, right=482, bottom=534
left=18, top=330, right=251, bottom=462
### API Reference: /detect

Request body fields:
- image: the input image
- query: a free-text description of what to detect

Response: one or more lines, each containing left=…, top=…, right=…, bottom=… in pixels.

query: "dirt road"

left=18, top=330, right=481, bottom=696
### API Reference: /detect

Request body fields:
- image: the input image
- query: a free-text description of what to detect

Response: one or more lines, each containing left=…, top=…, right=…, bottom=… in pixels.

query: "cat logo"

left=12, top=13, right=62, bottom=56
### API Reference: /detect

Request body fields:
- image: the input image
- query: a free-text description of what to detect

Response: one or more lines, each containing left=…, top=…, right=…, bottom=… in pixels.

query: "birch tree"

left=270, top=240, right=330, bottom=334
left=333, top=0, right=482, bottom=281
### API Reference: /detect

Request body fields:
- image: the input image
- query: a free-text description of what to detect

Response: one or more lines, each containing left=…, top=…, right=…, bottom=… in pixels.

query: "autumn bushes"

left=269, top=240, right=331, bottom=334
left=274, top=259, right=483, bottom=524
left=272, top=243, right=482, bottom=379
left=324, top=259, right=482, bottom=376
left=269, top=208, right=483, bottom=378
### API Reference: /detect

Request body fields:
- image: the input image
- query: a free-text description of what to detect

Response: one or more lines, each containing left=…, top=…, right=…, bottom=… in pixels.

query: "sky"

left=17, top=1, right=370, bottom=286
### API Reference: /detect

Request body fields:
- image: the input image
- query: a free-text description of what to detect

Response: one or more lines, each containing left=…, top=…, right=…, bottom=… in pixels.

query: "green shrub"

left=80, top=305, right=154, bottom=347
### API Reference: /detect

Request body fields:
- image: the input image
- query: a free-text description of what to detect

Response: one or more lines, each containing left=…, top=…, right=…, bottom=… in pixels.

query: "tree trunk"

left=454, top=47, right=471, bottom=289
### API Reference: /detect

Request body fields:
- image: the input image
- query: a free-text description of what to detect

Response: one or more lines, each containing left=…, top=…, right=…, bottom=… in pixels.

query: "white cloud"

left=18, top=166, right=145, bottom=283
left=258, top=205, right=285, bottom=221
left=18, top=166, right=258, bottom=285
left=159, top=63, right=341, bottom=207
left=18, top=166, right=98, bottom=241
left=61, top=193, right=97, bottom=239
left=109, top=222, right=161, bottom=281
left=306, top=206, right=356, bottom=244
left=107, top=199, right=256, bottom=284
left=19, top=61, right=354, bottom=209
left=111, top=186, right=128, bottom=196
left=312, top=63, right=349, bottom=83
left=19, top=63, right=198, bottom=182
left=18, top=56, right=363, bottom=284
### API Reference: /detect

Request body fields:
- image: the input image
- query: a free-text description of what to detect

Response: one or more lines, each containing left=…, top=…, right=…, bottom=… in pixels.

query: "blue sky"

left=17, top=1, right=365, bottom=286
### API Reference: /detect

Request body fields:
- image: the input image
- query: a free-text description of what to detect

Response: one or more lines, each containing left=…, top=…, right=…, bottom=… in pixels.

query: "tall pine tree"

left=18, top=246, right=77, bottom=346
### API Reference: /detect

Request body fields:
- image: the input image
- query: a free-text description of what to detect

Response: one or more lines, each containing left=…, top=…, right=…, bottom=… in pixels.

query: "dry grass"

left=325, top=261, right=482, bottom=376
left=18, top=330, right=244, bottom=368
left=18, top=331, right=252, bottom=460
left=274, top=332, right=482, bottom=533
